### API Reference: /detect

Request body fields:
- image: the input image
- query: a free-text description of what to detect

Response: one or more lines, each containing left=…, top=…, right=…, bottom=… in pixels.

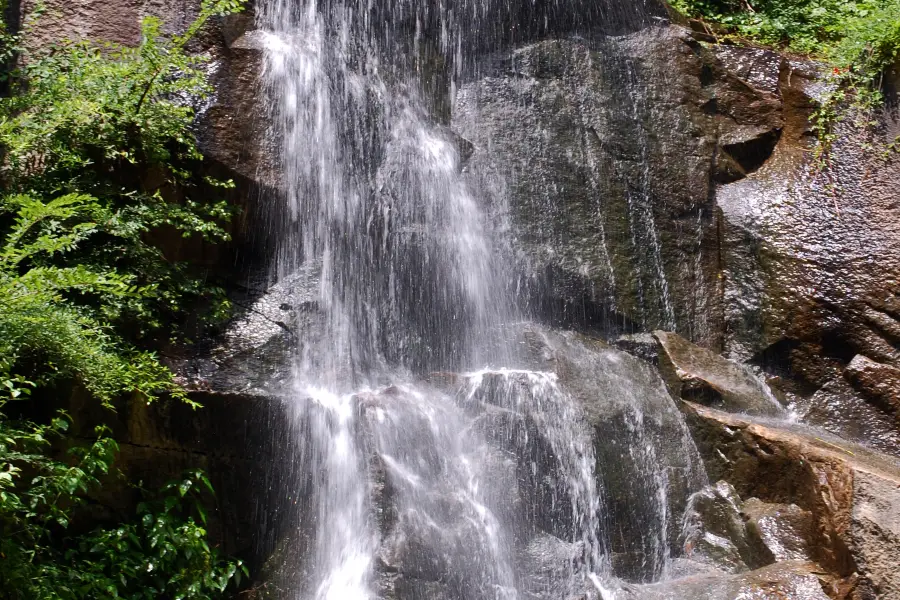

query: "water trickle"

left=619, top=61, right=676, bottom=332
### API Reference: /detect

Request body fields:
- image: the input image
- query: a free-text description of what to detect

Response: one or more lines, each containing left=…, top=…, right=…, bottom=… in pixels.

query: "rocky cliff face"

left=453, top=21, right=900, bottom=461
left=12, top=1, right=900, bottom=598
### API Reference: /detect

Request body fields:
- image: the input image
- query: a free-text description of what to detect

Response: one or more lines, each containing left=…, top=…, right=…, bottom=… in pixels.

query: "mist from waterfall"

left=255, top=0, right=689, bottom=598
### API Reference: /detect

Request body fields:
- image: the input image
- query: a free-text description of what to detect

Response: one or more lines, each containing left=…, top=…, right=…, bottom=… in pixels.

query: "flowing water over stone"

left=255, top=0, right=704, bottom=598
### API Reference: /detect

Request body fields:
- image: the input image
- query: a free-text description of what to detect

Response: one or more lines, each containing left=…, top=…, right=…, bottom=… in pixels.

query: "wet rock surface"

left=741, top=498, right=815, bottom=562
left=844, top=355, right=900, bottom=423
left=716, top=53, right=900, bottom=452
left=680, top=481, right=774, bottom=573
left=454, top=27, right=725, bottom=345
left=172, top=269, right=321, bottom=397
left=655, top=330, right=784, bottom=417
left=453, top=17, right=900, bottom=456
left=683, top=402, right=900, bottom=600
left=453, top=26, right=802, bottom=349
left=502, top=325, right=709, bottom=582
left=794, top=376, right=900, bottom=458
left=622, top=560, right=831, bottom=600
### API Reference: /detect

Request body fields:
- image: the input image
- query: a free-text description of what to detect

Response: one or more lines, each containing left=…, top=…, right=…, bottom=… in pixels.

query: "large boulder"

left=683, top=402, right=900, bottom=600
left=453, top=25, right=791, bottom=348
left=654, top=330, right=784, bottom=416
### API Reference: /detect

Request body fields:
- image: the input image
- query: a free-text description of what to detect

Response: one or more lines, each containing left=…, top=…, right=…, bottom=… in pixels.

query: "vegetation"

left=668, top=0, right=900, bottom=156
left=0, top=0, right=248, bottom=597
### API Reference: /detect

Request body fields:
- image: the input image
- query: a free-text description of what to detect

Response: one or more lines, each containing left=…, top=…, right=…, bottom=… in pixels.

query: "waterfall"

left=255, top=0, right=691, bottom=598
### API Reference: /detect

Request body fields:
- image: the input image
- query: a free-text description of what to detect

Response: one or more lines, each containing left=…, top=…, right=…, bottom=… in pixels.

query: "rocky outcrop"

left=683, top=402, right=900, bottom=600
left=623, top=561, right=831, bottom=600
left=451, top=15, right=900, bottom=458
left=655, top=330, right=784, bottom=416
left=712, top=44, right=900, bottom=453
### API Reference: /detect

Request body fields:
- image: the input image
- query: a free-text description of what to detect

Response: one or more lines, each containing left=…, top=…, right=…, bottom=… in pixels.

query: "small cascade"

left=361, top=384, right=518, bottom=600
left=302, top=388, right=376, bottom=600
left=460, top=370, right=615, bottom=598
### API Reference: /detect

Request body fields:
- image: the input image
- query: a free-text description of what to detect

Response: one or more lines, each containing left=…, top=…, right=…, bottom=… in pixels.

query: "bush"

left=0, top=2, right=244, bottom=342
left=669, top=0, right=900, bottom=61
left=0, top=1, right=248, bottom=597
left=668, top=0, right=900, bottom=155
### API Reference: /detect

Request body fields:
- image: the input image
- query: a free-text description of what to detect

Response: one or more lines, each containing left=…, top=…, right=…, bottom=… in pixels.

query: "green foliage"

left=0, top=414, right=247, bottom=599
left=0, top=2, right=241, bottom=341
left=0, top=1, right=248, bottom=598
left=668, top=0, right=900, bottom=157
left=669, top=0, right=898, bottom=57
left=0, top=193, right=187, bottom=405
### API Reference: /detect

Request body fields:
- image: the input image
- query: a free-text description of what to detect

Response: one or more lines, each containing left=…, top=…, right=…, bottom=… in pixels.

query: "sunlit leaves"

left=0, top=1, right=247, bottom=598
left=668, top=0, right=900, bottom=157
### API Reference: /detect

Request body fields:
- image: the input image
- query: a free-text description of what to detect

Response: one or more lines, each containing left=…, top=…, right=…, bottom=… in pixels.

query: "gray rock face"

left=452, top=17, right=900, bottom=456
left=455, top=28, right=723, bottom=345
left=453, top=26, right=792, bottom=348
left=654, top=330, right=784, bottom=417
left=500, top=325, right=709, bottom=582
left=680, top=481, right=774, bottom=573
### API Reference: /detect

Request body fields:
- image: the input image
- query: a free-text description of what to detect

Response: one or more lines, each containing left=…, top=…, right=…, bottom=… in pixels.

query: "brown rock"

left=742, top=498, right=815, bottom=562
left=19, top=0, right=203, bottom=51
left=683, top=402, right=900, bottom=600
left=654, top=330, right=784, bottom=416
left=844, top=355, right=900, bottom=422
left=718, top=51, right=900, bottom=434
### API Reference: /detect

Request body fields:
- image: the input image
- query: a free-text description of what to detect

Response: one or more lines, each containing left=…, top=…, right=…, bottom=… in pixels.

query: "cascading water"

left=460, top=370, right=613, bottom=596
left=255, top=0, right=700, bottom=598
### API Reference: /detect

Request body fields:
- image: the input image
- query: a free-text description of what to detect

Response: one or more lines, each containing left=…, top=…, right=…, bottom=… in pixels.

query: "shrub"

left=0, top=1, right=248, bottom=597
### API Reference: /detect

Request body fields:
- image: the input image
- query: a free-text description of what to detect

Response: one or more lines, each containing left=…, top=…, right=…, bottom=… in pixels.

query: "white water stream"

left=256, top=1, right=692, bottom=598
